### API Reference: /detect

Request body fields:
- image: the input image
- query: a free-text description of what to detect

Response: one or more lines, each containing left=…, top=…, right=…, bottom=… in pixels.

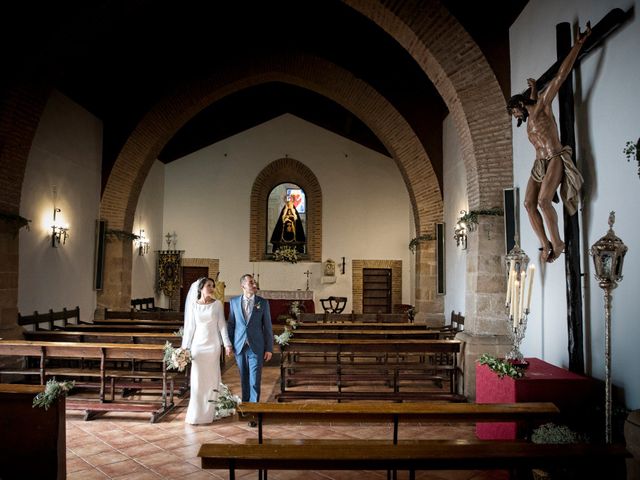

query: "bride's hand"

left=225, top=346, right=233, bottom=357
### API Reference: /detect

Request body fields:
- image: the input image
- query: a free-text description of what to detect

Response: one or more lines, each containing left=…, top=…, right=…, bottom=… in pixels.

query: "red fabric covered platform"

left=476, top=357, right=599, bottom=439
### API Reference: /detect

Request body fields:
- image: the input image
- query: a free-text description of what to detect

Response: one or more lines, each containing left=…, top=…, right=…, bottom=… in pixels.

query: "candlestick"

left=525, top=265, right=535, bottom=311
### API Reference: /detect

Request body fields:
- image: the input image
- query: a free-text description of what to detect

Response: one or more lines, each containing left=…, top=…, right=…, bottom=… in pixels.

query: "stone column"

left=0, top=221, right=24, bottom=340
left=97, top=236, right=133, bottom=310
left=414, top=240, right=444, bottom=326
left=457, top=215, right=511, bottom=399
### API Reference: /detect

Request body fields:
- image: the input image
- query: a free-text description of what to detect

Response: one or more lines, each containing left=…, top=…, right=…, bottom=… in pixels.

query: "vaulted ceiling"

left=2, top=0, right=526, bottom=192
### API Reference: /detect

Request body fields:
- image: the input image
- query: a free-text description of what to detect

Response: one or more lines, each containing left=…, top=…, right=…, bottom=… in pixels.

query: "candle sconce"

left=504, top=233, right=534, bottom=364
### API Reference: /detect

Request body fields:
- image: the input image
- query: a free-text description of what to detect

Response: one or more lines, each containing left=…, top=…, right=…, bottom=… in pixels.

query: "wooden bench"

left=278, top=338, right=463, bottom=402
left=131, top=297, right=169, bottom=311
left=0, top=340, right=174, bottom=422
left=238, top=401, right=560, bottom=443
left=290, top=329, right=440, bottom=340
left=0, top=383, right=66, bottom=479
left=17, top=306, right=85, bottom=330
left=299, top=312, right=410, bottom=323
left=105, top=309, right=183, bottom=321
left=59, top=323, right=183, bottom=333
left=198, top=441, right=629, bottom=479
left=440, top=310, right=465, bottom=339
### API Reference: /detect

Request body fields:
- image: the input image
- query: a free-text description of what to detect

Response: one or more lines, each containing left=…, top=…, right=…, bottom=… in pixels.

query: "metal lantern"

left=590, top=211, right=628, bottom=444
left=590, top=212, right=627, bottom=289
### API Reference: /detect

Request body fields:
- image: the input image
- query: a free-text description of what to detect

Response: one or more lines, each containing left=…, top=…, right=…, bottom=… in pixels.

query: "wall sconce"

left=51, top=208, right=69, bottom=247
left=453, top=211, right=467, bottom=249
left=136, top=229, right=150, bottom=256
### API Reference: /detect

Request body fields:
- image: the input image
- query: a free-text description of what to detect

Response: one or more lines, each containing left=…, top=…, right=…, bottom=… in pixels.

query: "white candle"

left=526, top=265, right=535, bottom=311
left=506, top=262, right=515, bottom=306
left=512, top=279, right=519, bottom=327
left=518, top=270, right=526, bottom=322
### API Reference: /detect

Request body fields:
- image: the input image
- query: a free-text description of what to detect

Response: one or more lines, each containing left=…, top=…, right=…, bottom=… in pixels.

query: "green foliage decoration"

left=478, top=353, right=525, bottom=379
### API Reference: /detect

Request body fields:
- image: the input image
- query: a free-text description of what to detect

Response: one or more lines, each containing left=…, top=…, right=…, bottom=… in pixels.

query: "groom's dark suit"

left=227, top=294, right=273, bottom=402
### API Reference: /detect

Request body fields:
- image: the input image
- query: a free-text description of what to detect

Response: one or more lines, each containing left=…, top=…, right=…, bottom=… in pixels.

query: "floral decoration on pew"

left=274, top=317, right=298, bottom=346
left=478, top=353, right=525, bottom=379
left=32, top=378, right=75, bottom=410
left=211, top=382, right=242, bottom=418
left=173, top=326, right=184, bottom=337
left=163, top=341, right=191, bottom=372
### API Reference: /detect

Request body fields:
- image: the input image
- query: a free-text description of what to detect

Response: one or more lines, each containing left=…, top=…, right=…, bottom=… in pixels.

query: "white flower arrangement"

left=273, top=246, right=298, bottom=263
left=211, top=382, right=242, bottom=418
left=32, top=378, right=75, bottom=410
left=163, top=341, right=192, bottom=372
left=289, top=301, right=302, bottom=318
left=274, top=320, right=297, bottom=346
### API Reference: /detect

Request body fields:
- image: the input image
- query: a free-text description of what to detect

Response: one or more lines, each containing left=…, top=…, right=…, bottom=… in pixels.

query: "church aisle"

left=65, top=364, right=506, bottom=480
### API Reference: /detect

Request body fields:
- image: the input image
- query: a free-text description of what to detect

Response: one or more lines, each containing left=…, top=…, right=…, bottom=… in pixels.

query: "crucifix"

left=512, top=8, right=631, bottom=373
left=303, top=269, right=312, bottom=291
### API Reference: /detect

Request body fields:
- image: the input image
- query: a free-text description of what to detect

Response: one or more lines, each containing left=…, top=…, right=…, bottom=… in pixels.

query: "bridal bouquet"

left=211, top=382, right=242, bottom=418
left=163, top=341, right=192, bottom=372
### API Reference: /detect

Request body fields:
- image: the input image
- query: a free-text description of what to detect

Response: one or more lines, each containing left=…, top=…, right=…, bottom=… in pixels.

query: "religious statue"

left=323, top=259, right=336, bottom=277
left=270, top=195, right=306, bottom=253
left=507, top=22, right=591, bottom=263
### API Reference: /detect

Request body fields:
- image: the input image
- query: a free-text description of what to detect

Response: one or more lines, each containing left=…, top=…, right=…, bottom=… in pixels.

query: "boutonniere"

left=255, top=303, right=262, bottom=310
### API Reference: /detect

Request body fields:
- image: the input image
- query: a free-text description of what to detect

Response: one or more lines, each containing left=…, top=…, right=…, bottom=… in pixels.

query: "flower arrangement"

left=408, top=233, right=435, bottom=253
left=163, top=341, right=192, bottom=372
left=275, top=317, right=298, bottom=346
left=273, top=246, right=298, bottom=263
left=289, top=300, right=303, bottom=318
left=478, top=353, right=525, bottom=379
left=531, top=422, right=583, bottom=444
left=174, top=326, right=184, bottom=337
left=32, top=379, right=75, bottom=410
left=211, top=382, right=242, bottom=418
left=458, top=208, right=504, bottom=232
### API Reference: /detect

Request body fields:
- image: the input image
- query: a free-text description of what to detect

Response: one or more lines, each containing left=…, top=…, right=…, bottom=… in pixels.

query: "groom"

left=227, top=274, right=273, bottom=407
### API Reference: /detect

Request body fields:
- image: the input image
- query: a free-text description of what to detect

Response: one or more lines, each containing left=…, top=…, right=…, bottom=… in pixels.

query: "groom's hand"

left=264, top=351, right=272, bottom=362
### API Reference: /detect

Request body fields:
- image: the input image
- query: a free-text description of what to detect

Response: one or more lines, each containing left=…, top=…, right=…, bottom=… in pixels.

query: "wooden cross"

left=525, top=8, right=631, bottom=373
left=304, top=269, right=312, bottom=291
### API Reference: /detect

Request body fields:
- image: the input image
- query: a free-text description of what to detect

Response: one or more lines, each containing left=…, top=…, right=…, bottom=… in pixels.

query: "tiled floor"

left=65, top=365, right=508, bottom=480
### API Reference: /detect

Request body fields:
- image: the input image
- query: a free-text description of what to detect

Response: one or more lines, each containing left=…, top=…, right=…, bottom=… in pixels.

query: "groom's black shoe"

left=248, top=421, right=257, bottom=428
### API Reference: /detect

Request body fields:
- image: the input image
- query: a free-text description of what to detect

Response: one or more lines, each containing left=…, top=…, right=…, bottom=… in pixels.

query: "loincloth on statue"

left=530, top=145, right=583, bottom=216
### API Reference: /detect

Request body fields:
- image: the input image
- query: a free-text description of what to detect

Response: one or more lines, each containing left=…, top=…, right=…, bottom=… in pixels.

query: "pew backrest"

left=17, top=306, right=81, bottom=330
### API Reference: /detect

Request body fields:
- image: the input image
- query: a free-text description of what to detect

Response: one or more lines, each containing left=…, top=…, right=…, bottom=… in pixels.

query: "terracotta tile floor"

left=65, top=365, right=509, bottom=480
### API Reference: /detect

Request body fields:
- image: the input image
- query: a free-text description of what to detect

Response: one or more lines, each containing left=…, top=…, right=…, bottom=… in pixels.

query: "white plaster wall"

left=443, top=115, right=468, bottom=321
left=132, top=161, right=166, bottom=307
left=511, top=0, right=640, bottom=409
left=162, top=114, right=413, bottom=313
left=18, top=90, right=102, bottom=322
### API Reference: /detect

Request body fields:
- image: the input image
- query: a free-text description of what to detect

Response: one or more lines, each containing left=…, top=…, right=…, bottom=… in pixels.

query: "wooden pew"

left=290, top=329, right=440, bottom=340
left=58, top=323, right=182, bottom=333
left=91, top=319, right=183, bottom=328
left=24, top=329, right=181, bottom=345
left=17, top=306, right=84, bottom=330
left=105, top=309, right=183, bottom=321
left=198, top=441, right=629, bottom=479
left=295, top=322, right=432, bottom=331
left=299, top=312, right=410, bottom=323
left=0, top=340, right=174, bottom=422
left=238, top=401, right=560, bottom=444
left=278, top=338, right=463, bottom=402
left=0, top=384, right=66, bottom=479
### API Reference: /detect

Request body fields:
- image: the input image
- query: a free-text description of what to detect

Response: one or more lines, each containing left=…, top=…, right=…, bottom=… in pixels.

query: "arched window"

left=266, top=183, right=307, bottom=255
left=250, top=158, right=322, bottom=262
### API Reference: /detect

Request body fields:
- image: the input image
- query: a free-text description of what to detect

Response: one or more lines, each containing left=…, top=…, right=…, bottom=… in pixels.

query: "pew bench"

left=278, top=339, right=463, bottom=402
left=105, top=309, right=183, bottom=321
left=17, top=305, right=86, bottom=331
left=238, top=401, right=561, bottom=443
left=0, top=340, right=175, bottom=422
left=198, top=440, right=629, bottom=480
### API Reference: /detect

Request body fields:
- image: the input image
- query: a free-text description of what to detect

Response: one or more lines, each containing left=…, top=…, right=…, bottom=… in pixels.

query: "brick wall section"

left=99, top=54, right=442, bottom=309
left=0, top=84, right=52, bottom=335
left=344, top=0, right=513, bottom=210
left=352, top=260, right=402, bottom=314
left=250, top=158, right=322, bottom=262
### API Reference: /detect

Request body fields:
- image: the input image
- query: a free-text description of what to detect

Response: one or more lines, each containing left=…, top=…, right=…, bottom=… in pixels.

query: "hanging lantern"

left=590, top=211, right=627, bottom=289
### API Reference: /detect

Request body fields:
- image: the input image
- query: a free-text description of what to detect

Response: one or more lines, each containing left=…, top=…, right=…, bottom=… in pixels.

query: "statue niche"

left=270, top=194, right=306, bottom=253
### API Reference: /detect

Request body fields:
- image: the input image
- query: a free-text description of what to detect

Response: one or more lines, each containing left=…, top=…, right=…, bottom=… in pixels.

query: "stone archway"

left=99, top=54, right=443, bottom=312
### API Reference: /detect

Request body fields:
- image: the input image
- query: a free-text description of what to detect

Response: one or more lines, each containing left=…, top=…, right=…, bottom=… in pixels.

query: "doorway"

left=180, top=266, right=209, bottom=312
left=362, top=268, right=392, bottom=314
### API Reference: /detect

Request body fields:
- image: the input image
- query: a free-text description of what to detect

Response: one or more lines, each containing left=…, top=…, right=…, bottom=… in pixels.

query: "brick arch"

left=250, top=158, right=322, bottom=262
left=344, top=0, right=512, bottom=209
left=99, top=54, right=442, bottom=308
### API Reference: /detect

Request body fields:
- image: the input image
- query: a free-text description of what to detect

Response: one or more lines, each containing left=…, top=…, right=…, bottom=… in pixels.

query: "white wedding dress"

left=183, top=299, right=231, bottom=425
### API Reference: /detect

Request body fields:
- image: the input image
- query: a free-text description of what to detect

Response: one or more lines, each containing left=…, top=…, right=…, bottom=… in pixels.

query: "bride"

left=182, top=277, right=232, bottom=424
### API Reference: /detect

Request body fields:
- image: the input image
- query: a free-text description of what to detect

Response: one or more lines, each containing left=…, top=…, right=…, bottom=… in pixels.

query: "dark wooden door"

left=180, top=267, right=209, bottom=312
left=362, top=268, right=391, bottom=314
